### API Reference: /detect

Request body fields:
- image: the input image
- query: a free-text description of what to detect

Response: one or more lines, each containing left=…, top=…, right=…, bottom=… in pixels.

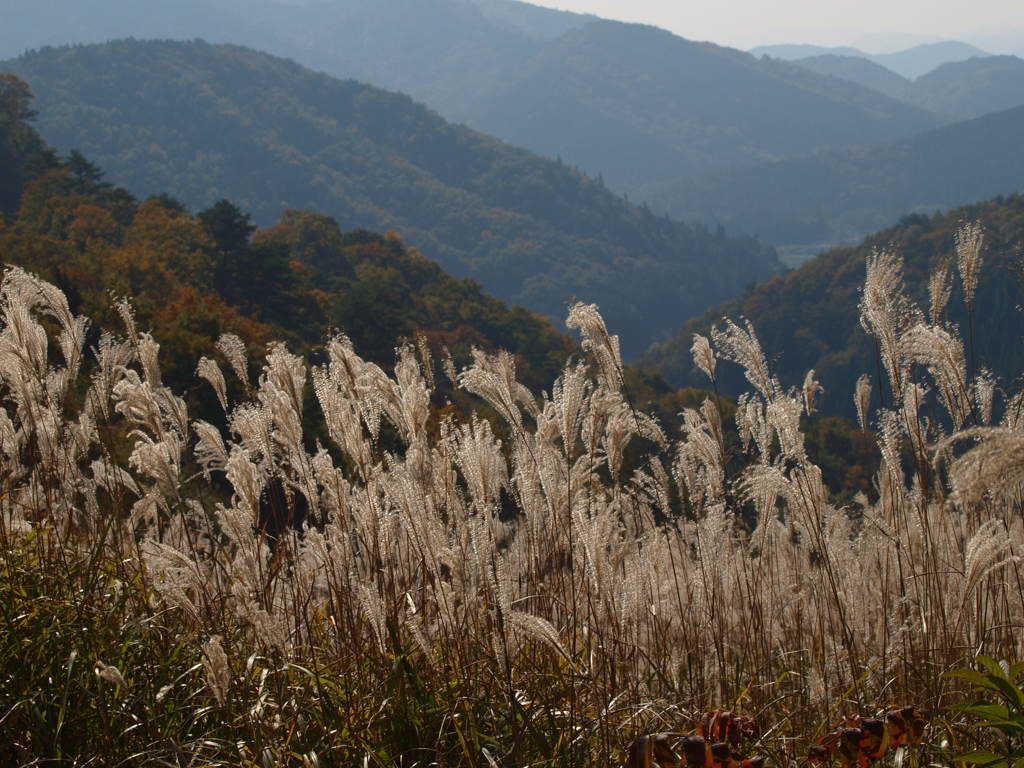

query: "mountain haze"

left=751, top=40, right=993, bottom=78
left=652, top=105, right=1024, bottom=249
left=1, top=39, right=782, bottom=358
left=0, top=0, right=950, bottom=205
left=462, top=21, right=945, bottom=196
left=791, top=53, right=1024, bottom=120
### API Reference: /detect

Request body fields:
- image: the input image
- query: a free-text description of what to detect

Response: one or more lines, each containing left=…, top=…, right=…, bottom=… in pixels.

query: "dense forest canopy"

left=0, top=0, right=950, bottom=207
left=1, top=39, right=783, bottom=358
left=638, top=194, right=1024, bottom=418
left=0, top=83, right=580, bottom=411
left=651, top=104, right=1024, bottom=248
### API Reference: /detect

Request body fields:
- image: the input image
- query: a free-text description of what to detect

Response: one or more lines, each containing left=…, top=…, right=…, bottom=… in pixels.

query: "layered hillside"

left=3, top=39, right=784, bottom=358
left=652, top=105, right=1024, bottom=248
left=0, top=90, right=578, bottom=400
left=637, top=194, right=1024, bottom=418
left=793, top=53, right=1024, bottom=120
left=0, top=0, right=949, bottom=204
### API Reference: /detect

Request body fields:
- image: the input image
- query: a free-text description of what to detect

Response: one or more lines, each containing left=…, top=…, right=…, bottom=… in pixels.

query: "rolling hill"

left=751, top=40, right=993, bottom=78
left=636, top=194, right=1024, bottom=418
left=791, top=53, right=1024, bottom=120
left=0, top=0, right=950, bottom=205
left=650, top=104, right=1024, bottom=250
left=1, top=39, right=782, bottom=359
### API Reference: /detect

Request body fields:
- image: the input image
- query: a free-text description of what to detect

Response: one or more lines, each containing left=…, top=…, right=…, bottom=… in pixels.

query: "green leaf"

left=949, top=669, right=1001, bottom=690
left=958, top=749, right=1009, bottom=768
left=989, top=676, right=1024, bottom=710
left=951, top=701, right=1011, bottom=721
left=979, top=657, right=1010, bottom=681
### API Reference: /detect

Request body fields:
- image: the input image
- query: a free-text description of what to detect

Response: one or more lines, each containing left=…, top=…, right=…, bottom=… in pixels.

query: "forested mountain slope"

left=0, top=0, right=949, bottom=205
left=0, top=79, right=578, bottom=400
left=637, top=195, right=1024, bottom=418
left=792, top=54, right=1024, bottom=120
left=464, top=21, right=946, bottom=195
left=652, top=105, right=1024, bottom=248
left=2, top=40, right=782, bottom=358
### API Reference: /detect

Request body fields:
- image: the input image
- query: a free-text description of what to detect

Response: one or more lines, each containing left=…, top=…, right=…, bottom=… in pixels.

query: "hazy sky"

left=524, top=0, right=1024, bottom=52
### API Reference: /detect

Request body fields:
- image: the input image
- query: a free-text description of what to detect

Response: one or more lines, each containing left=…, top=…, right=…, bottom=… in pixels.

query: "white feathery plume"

left=136, top=332, right=162, bottom=388
left=230, top=403, right=275, bottom=467
left=201, top=636, right=231, bottom=708
left=566, top=301, right=622, bottom=391
left=193, top=420, right=229, bottom=477
left=458, top=348, right=535, bottom=433
left=946, top=428, right=1024, bottom=509
left=712, top=318, right=776, bottom=401
left=928, top=261, right=952, bottom=325
left=902, top=323, right=970, bottom=428
left=356, top=582, right=387, bottom=655
left=854, top=374, right=872, bottom=431
left=197, top=356, right=229, bottom=413
left=112, top=369, right=165, bottom=439
left=393, top=345, right=432, bottom=450
left=114, top=297, right=138, bottom=344
left=262, top=342, right=306, bottom=431
left=1003, top=389, right=1024, bottom=431
left=859, top=248, right=917, bottom=403
left=225, top=445, right=267, bottom=523
left=450, top=415, right=507, bottom=513
left=974, top=367, right=996, bottom=426
left=551, top=361, right=590, bottom=455
left=691, top=333, right=716, bottom=382
left=90, top=458, right=141, bottom=504
left=94, top=661, right=128, bottom=690
left=86, top=331, right=134, bottom=420
left=768, top=395, right=806, bottom=463
left=962, top=519, right=1014, bottom=602
left=803, top=369, right=823, bottom=416
left=217, top=333, right=250, bottom=389
left=956, top=221, right=984, bottom=309
left=142, top=539, right=205, bottom=624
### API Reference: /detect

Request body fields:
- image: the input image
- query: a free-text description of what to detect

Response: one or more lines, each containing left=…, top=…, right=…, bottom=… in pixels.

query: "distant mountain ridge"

left=751, top=40, right=994, bottom=78
left=0, top=0, right=950, bottom=207
left=1, top=39, right=782, bottom=359
left=650, top=104, right=1024, bottom=249
left=789, top=53, right=1024, bottom=120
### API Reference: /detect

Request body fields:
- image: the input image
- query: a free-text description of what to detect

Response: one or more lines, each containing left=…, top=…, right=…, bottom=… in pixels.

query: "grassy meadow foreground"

left=3, top=217, right=1024, bottom=765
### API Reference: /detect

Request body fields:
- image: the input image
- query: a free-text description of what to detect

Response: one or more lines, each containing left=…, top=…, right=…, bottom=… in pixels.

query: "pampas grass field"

left=2, top=222, right=1023, bottom=766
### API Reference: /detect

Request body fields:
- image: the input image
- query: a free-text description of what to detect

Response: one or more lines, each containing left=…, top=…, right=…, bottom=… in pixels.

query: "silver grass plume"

left=854, top=374, right=872, bottom=431
left=450, top=414, right=507, bottom=514
left=902, top=323, right=970, bottom=428
left=87, top=331, right=134, bottom=420
left=956, top=221, right=984, bottom=310
left=712, top=318, right=776, bottom=401
left=974, top=367, right=996, bottom=426
left=566, top=301, right=623, bottom=391
left=691, top=333, right=717, bottom=382
left=458, top=348, right=536, bottom=433
left=94, top=661, right=128, bottom=690
left=962, top=519, right=1015, bottom=604
left=928, top=261, right=953, bottom=325
left=217, top=333, right=250, bottom=390
left=803, top=369, right=823, bottom=416
left=859, top=248, right=917, bottom=403
left=1003, top=389, right=1024, bottom=430
left=193, top=420, right=229, bottom=478
left=201, top=636, right=230, bottom=708
left=197, top=356, right=228, bottom=413
left=142, top=539, right=205, bottom=624
left=945, top=428, right=1024, bottom=509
